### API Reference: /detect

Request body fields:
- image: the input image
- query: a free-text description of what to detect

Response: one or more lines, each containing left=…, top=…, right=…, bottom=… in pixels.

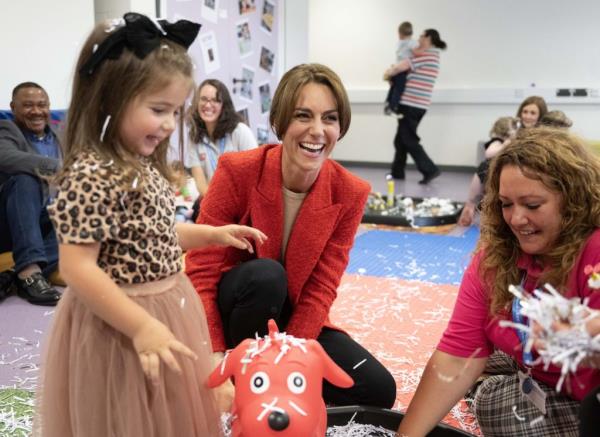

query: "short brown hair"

left=398, top=22, right=413, bottom=36
left=270, top=63, right=350, bottom=140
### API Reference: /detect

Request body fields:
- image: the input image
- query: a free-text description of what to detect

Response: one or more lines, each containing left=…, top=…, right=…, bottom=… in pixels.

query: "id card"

left=518, top=370, right=547, bottom=415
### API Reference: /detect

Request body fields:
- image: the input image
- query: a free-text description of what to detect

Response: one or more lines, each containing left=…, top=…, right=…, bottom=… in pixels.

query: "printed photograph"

left=236, top=21, right=252, bottom=57
left=237, top=107, right=250, bottom=126
left=260, top=0, right=275, bottom=33
left=259, top=46, right=275, bottom=73
left=238, top=0, right=256, bottom=15
left=258, top=82, right=272, bottom=114
left=239, top=66, right=254, bottom=100
left=257, top=125, right=269, bottom=144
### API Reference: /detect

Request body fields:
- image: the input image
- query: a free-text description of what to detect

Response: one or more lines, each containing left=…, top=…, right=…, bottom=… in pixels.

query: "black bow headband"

left=80, top=12, right=201, bottom=76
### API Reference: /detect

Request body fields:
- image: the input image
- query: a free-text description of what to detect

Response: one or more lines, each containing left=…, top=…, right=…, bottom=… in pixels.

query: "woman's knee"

left=219, top=258, right=287, bottom=306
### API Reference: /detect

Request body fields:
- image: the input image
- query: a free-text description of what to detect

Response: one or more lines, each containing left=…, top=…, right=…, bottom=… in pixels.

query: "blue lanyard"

left=512, top=297, right=533, bottom=365
left=205, top=137, right=226, bottom=173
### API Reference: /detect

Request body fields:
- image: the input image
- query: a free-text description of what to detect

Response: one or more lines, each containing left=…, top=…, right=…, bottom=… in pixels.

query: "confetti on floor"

left=347, top=229, right=479, bottom=285
left=331, top=275, right=480, bottom=435
left=0, top=389, right=35, bottom=437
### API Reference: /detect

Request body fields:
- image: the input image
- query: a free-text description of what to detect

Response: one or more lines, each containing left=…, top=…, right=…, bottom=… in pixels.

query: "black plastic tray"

left=327, top=405, right=474, bottom=436
left=362, top=196, right=464, bottom=227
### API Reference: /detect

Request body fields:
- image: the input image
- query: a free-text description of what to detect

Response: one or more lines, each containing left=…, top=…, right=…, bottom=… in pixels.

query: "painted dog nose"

left=268, top=410, right=290, bottom=431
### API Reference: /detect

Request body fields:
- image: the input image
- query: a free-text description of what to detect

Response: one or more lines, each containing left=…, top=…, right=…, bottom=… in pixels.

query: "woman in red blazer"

left=186, top=63, right=396, bottom=411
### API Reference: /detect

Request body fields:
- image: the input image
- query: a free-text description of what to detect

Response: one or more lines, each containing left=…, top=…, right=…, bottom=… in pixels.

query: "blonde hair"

left=57, top=19, right=194, bottom=190
left=540, top=110, right=573, bottom=129
left=479, top=127, right=600, bottom=313
left=490, top=116, right=519, bottom=140
left=270, top=63, right=350, bottom=140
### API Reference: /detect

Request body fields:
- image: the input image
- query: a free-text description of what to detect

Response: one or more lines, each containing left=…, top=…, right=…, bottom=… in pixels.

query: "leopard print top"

left=48, top=153, right=182, bottom=284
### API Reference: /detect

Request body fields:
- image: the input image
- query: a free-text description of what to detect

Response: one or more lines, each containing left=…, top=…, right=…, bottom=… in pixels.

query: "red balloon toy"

left=208, top=319, right=354, bottom=436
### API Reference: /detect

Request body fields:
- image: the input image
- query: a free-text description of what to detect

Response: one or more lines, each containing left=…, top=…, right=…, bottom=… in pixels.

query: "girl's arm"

left=176, top=223, right=267, bottom=252
left=484, top=138, right=509, bottom=159
left=398, top=350, right=487, bottom=437
left=59, top=242, right=196, bottom=384
left=458, top=174, right=483, bottom=226
left=190, top=165, right=209, bottom=198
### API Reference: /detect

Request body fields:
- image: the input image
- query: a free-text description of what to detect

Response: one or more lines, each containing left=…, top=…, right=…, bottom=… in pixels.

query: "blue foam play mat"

left=346, top=227, right=480, bottom=285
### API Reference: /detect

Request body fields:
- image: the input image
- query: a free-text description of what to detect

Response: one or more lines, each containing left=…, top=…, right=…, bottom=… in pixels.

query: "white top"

left=395, top=38, right=418, bottom=62
left=186, top=122, right=258, bottom=182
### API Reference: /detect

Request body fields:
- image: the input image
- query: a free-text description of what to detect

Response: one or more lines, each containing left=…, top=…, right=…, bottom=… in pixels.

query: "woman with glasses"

left=186, top=79, right=257, bottom=220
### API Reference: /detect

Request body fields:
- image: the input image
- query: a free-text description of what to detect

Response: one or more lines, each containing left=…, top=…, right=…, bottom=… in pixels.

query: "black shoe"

left=0, top=270, right=16, bottom=301
left=418, top=170, right=441, bottom=185
left=14, top=272, right=61, bottom=306
left=389, top=172, right=405, bottom=180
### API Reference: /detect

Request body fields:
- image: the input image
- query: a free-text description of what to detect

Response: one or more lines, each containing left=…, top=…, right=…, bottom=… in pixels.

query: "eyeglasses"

left=199, top=96, right=222, bottom=105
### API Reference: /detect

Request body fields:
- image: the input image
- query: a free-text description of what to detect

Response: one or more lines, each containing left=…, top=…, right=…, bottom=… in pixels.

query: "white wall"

left=95, top=0, right=156, bottom=23
left=0, top=0, right=95, bottom=109
left=308, top=0, right=600, bottom=166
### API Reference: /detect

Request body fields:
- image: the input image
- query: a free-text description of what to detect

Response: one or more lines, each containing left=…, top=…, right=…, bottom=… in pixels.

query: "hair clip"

left=104, top=18, right=125, bottom=33
left=100, top=115, right=111, bottom=142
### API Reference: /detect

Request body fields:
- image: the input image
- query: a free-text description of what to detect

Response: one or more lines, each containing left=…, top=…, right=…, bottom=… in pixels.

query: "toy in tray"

left=209, top=319, right=353, bottom=437
left=363, top=192, right=464, bottom=227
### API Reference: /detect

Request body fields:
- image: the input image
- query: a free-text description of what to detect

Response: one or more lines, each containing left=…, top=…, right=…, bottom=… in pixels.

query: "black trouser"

left=391, top=104, right=439, bottom=179
left=217, top=258, right=397, bottom=408
left=579, top=384, right=600, bottom=437
left=385, top=71, right=408, bottom=113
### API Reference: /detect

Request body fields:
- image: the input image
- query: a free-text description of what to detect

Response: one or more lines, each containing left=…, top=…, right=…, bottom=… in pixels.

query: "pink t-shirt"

left=438, top=229, right=600, bottom=401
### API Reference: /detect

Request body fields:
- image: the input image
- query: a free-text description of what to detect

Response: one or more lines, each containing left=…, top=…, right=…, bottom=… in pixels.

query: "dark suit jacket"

left=185, top=144, right=370, bottom=352
left=0, top=119, right=61, bottom=198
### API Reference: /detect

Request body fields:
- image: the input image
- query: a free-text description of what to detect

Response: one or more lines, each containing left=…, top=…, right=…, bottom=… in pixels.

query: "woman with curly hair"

left=398, top=127, right=600, bottom=437
left=186, top=79, right=257, bottom=221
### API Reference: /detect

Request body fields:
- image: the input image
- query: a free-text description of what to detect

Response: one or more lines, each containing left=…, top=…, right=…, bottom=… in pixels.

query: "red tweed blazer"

left=185, top=144, right=370, bottom=352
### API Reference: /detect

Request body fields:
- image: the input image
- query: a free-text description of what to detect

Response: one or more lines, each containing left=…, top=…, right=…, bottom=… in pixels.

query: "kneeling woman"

left=186, top=63, right=396, bottom=410
left=398, top=127, right=600, bottom=436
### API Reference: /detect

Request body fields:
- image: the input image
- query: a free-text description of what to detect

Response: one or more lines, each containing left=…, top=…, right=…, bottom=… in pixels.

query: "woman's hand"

left=132, top=317, right=198, bottom=384
left=210, top=224, right=268, bottom=253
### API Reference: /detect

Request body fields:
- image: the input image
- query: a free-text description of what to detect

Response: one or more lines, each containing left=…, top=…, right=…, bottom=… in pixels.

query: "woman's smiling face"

left=499, top=164, right=563, bottom=257
left=280, top=82, right=340, bottom=192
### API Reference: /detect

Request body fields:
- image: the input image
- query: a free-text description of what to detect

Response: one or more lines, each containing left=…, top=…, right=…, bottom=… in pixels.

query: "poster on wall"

left=167, top=0, right=279, bottom=146
left=199, top=31, right=221, bottom=74
left=258, top=82, right=271, bottom=114
left=260, top=0, right=275, bottom=34
left=239, top=66, right=255, bottom=101
left=238, top=0, right=256, bottom=15
left=259, top=46, right=275, bottom=74
left=201, top=0, right=219, bottom=23
left=236, top=20, right=253, bottom=57
left=256, top=125, right=269, bottom=144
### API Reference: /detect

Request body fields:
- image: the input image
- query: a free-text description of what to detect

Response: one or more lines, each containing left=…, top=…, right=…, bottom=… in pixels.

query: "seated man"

left=0, top=82, right=61, bottom=305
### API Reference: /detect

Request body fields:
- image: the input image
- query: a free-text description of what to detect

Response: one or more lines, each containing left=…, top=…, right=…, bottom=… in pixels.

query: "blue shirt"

left=23, top=126, right=60, bottom=160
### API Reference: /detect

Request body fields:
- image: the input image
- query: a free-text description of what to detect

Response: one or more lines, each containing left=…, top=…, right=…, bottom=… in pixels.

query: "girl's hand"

left=211, top=224, right=267, bottom=253
left=211, top=352, right=235, bottom=412
left=458, top=202, right=475, bottom=227
left=132, top=317, right=197, bottom=384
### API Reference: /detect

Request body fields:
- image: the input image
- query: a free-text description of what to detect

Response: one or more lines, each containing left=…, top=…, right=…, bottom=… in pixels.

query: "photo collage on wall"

left=171, top=0, right=279, bottom=146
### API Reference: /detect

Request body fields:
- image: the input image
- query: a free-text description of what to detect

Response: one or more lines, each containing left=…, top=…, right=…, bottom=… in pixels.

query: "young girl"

left=34, top=13, right=266, bottom=437
left=458, top=116, right=519, bottom=226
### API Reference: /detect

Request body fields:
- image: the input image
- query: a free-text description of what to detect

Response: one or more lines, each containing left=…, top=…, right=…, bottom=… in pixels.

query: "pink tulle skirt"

left=33, top=272, right=222, bottom=437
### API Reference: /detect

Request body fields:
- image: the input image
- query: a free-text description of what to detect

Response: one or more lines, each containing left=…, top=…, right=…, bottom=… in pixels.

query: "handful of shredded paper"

left=500, top=283, right=600, bottom=391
